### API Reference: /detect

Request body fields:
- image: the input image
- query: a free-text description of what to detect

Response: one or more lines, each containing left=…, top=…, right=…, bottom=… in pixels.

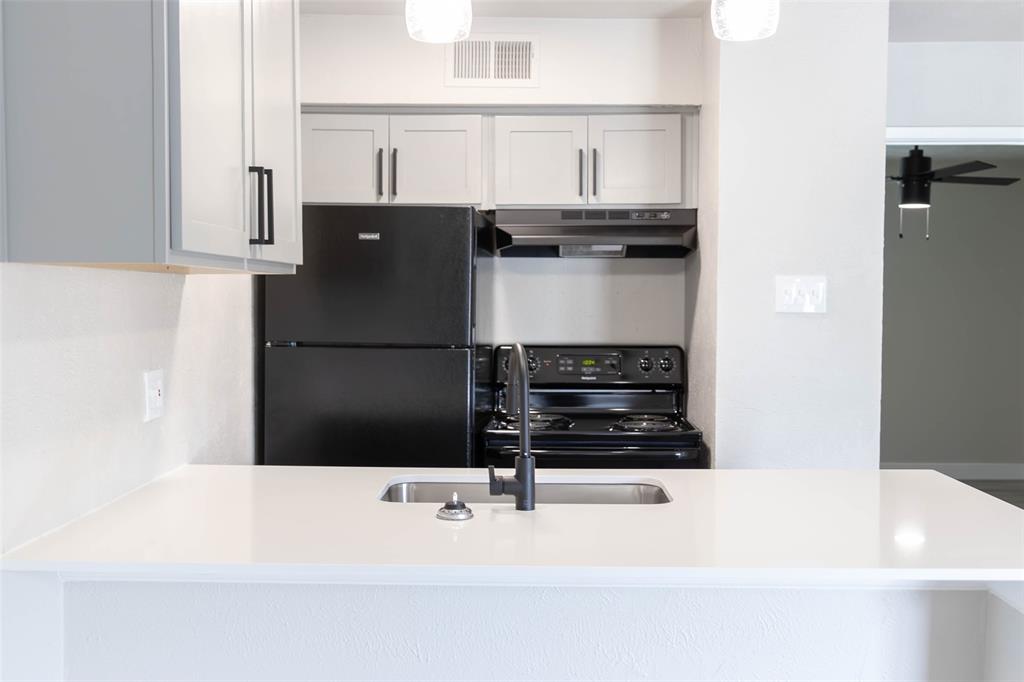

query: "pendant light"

left=711, top=0, right=780, bottom=41
left=406, top=0, right=473, bottom=44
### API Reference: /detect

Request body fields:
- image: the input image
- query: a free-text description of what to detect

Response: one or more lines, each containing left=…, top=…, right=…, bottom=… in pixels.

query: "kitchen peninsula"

left=4, top=465, right=1022, bottom=680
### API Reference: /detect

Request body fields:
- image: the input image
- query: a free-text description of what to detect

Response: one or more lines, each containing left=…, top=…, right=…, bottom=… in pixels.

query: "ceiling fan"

left=889, top=146, right=1021, bottom=239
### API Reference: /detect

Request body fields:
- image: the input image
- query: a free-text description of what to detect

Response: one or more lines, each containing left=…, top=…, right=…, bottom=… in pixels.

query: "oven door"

left=484, top=446, right=707, bottom=469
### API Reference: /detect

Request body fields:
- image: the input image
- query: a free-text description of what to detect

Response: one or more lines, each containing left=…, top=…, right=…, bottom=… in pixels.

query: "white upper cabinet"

left=589, top=114, right=682, bottom=205
left=1, top=0, right=301, bottom=272
left=170, top=0, right=249, bottom=260
left=249, top=0, right=302, bottom=266
left=298, top=112, right=691, bottom=209
left=302, top=114, right=389, bottom=205
left=494, top=116, right=589, bottom=206
left=389, top=115, right=482, bottom=205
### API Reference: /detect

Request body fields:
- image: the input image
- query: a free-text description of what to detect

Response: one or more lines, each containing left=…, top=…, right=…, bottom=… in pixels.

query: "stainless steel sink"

left=380, top=480, right=670, bottom=505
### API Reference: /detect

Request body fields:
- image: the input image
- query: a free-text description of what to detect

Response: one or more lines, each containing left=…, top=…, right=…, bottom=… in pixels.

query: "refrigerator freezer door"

left=264, top=347, right=473, bottom=467
left=265, top=206, right=475, bottom=346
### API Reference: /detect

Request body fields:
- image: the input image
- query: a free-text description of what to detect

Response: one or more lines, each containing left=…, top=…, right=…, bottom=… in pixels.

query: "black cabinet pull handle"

left=578, top=149, right=584, bottom=198
left=592, top=148, right=598, bottom=197
left=264, top=167, right=275, bottom=246
left=391, top=148, right=398, bottom=198
left=376, top=148, right=384, bottom=199
left=248, top=165, right=265, bottom=245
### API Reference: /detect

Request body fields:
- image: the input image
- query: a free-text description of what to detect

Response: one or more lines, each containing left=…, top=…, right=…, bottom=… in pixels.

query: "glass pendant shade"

left=711, top=0, right=780, bottom=41
left=406, top=0, right=473, bottom=44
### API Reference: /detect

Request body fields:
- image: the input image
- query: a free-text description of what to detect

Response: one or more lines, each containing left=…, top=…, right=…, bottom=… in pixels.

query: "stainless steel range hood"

left=487, top=208, right=698, bottom=258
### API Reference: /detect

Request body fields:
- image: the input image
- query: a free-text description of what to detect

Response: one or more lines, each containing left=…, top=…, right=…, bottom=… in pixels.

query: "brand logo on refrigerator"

left=358, top=232, right=381, bottom=241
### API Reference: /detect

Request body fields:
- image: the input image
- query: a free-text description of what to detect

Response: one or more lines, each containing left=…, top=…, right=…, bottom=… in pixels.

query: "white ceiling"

left=303, top=0, right=1024, bottom=37
left=300, top=0, right=707, bottom=19
left=889, top=0, right=1024, bottom=42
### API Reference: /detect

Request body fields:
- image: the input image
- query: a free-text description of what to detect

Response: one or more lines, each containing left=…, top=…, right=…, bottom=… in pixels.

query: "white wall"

left=301, top=14, right=702, bottom=105
left=0, top=265, right=254, bottom=552
left=888, top=42, right=1024, bottom=128
left=881, top=153, right=1024, bottom=476
left=59, top=582, right=991, bottom=681
left=711, top=1, right=889, bottom=468
left=478, top=257, right=686, bottom=345
left=685, top=14, right=720, bottom=456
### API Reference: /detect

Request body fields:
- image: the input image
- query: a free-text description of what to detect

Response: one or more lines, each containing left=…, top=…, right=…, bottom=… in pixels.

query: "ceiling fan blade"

left=932, top=176, right=1020, bottom=186
left=930, top=161, right=996, bottom=179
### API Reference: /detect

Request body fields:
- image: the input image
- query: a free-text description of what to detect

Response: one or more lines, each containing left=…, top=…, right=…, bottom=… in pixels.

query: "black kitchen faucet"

left=488, top=343, right=536, bottom=511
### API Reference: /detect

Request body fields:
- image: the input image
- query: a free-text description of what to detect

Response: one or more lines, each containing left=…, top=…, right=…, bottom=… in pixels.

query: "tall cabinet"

left=1, top=0, right=302, bottom=272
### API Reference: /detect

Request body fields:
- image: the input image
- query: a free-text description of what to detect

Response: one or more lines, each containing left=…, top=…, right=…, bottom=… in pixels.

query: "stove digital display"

left=557, top=354, right=621, bottom=376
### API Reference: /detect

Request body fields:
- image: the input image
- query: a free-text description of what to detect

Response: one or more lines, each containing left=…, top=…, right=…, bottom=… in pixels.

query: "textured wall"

left=62, top=582, right=989, bottom=681
left=888, top=42, right=1024, bottom=128
left=301, top=14, right=701, bottom=106
left=478, top=257, right=686, bottom=346
left=0, top=265, right=254, bottom=552
left=881, top=153, right=1024, bottom=475
left=685, top=14, right=721, bottom=459
left=712, top=1, right=889, bottom=468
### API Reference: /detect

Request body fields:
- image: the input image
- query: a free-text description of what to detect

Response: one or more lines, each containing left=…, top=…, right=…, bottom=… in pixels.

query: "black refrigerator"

left=259, top=205, right=491, bottom=468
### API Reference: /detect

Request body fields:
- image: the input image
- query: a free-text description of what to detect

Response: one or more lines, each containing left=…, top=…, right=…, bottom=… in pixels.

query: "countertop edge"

left=3, top=560, right=1022, bottom=589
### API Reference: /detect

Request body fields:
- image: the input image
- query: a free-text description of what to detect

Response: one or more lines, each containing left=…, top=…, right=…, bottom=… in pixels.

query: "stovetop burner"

left=506, top=413, right=574, bottom=432
left=612, top=414, right=682, bottom=433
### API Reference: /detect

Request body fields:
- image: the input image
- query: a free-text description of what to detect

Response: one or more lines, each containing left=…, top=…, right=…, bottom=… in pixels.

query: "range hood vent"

left=488, top=208, right=698, bottom=259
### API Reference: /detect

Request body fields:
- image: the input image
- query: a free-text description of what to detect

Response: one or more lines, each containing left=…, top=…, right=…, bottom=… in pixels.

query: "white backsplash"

left=477, top=257, right=686, bottom=346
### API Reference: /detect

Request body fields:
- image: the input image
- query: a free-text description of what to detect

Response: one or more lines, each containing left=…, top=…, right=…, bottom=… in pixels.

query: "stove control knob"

left=659, top=357, right=675, bottom=373
left=528, top=356, right=539, bottom=373
left=638, top=357, right=654, bottom=372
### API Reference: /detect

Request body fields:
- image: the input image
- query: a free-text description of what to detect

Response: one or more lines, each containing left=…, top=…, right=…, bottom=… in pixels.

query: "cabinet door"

left=495, top=116, right=588, bottom=205
left=389, top=115, right=482, bottom=205
left=249, top=0, right=302, bottom=265
left=170, top=0, right=249, bottom=259
left=589, top=114, right=682, bottom=205
left=302, top=114, right=389, bottom=205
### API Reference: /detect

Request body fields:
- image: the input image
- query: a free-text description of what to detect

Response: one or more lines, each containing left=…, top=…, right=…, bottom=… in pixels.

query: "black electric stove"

left=481, top=346, right=707, bottom=469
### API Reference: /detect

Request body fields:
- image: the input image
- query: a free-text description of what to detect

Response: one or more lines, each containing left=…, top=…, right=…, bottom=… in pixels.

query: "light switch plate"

left=775, top=276, right=828, bottom=314
left=143, top=369, right=164, bottom=422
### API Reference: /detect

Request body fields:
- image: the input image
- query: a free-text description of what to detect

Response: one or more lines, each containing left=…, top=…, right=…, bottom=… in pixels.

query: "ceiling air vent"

left=445, top=35, right=539, bottom=88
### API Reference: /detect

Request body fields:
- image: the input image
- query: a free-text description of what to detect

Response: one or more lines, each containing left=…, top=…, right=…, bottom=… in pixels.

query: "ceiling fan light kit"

left=406, top=0, right=473, bottom=44
left=712, top=0, right=780, bottom=41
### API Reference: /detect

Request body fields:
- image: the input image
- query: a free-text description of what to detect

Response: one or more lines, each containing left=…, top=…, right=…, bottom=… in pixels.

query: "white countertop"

left=3, top=465, right=1022, bottom=587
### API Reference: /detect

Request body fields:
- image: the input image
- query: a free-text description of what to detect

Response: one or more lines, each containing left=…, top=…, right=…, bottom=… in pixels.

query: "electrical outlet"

left=775, top=276, right=828, bottom=314
left=143, top=370, right=164, bottom=422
